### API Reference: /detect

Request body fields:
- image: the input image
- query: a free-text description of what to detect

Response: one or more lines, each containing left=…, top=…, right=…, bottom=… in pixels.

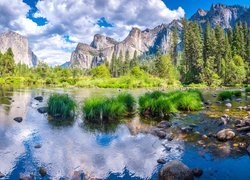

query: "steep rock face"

left=0, top=31, right=37, bottom=67
left=70, top=21, right=182, bottom=69
left=190, top=4, right=249, bottom=28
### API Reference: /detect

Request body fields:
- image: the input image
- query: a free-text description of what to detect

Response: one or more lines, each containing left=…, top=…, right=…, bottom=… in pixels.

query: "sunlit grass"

left=139, top=90, right=203, bottom=117
left=82, top=93, right=136, bottom=122
left=48, top=93, right=76, bottom=119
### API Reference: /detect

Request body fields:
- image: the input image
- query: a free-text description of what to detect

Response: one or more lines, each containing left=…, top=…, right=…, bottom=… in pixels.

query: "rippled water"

left=0, top=87, right=249, bottom=179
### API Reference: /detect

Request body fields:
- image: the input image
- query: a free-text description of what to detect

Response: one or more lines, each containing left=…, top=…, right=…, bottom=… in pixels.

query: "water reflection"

left=0, top=88, right=249, bottom=179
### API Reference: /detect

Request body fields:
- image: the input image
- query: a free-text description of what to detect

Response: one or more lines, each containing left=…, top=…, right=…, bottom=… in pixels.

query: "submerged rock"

left=39, top=167, right=47, bottom=177
left=181, top=126, right=193, bottom=133
left=14, top=117, right=23, bottom=123
left=34, top=96, right=43, bottom=102
left=37, top=107, right=48, bottom=114
left=155, top=130, right=167, bottom=139
left=159, top=160, right=194, bottom=180
left=192, top=168, right=203, bottom=177
left=216, top=129, right=235, bottom=141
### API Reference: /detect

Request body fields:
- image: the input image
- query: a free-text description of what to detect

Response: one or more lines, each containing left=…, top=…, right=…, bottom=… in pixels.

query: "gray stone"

left=34, top=144, right=42, bottom=149
left=225, top=103, right=232, bottom=108
left=0, top=172, right=4, bottom=178
left=216, top=129, right=235, bottom=141
left=159, top=160, right=194, bottom=180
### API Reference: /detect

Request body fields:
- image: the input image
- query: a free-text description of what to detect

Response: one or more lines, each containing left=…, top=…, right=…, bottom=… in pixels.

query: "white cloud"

left=0, top=0, right=185, bottom=65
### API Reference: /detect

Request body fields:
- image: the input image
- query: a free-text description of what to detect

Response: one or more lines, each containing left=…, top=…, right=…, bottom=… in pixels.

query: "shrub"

left=48, top=93, right=76, bottom=118
left=139, top=90, right=203, bottom=118
left=82, top=93, right=136, bottom=122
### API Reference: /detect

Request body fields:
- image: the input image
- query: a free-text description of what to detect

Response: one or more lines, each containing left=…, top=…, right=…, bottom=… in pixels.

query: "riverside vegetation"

left=0, top=21, right=249, bottom=88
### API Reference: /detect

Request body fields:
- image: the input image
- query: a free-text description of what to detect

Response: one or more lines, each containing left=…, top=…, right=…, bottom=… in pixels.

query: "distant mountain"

left=190, top=4, right=250, bottom=28
left=60, top=61, right=71, bottom=68
left=0, top=31, right=37, bottom=67
left=69, top=4, right=249, bottom=69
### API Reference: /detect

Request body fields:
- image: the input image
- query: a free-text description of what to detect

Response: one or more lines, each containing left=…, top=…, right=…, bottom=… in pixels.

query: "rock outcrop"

left=70, top=20, right=183, bottom=69
left=0, top=31, right=37, bottom=67
left=190, top=4, right=250, bottom=28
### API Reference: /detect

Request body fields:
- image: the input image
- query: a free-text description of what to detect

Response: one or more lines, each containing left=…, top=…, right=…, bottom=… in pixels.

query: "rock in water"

left=14, top=117, right=23, bottom=123
left=0, top=31, right=37, bottom=67
left=225, top=103, right=232, bottom=108
left=157, top=158, right=166, bottom=164
left=216, top=129, right=235, bottom=141
left=247, top=146, right=250, bottom=155
left=37, top=107, right=48, bottom=114
left=192, top=168, right=203, bottom=177
left=159, top=160, right=194, bottom=180
left=39, top=167, right=47, bottom=177
left=157, top=121, right=172, bottom=129
left=34, top=96, right=43, bottom=102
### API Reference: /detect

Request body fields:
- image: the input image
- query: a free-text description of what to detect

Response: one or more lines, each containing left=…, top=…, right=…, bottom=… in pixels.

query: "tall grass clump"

left=218, top=90, right=242, bottom=101
left=82, top=93, right=136, bottom=122
left=48, top=93, right=76, bottom=119
left=139, top=90, right=203, bottom=118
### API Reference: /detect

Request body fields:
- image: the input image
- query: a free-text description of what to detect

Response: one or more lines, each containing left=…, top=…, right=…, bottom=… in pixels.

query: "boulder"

left=155, top=130, right=167, bottom=139
left=39, top=167, right=47, bottom=177
left=37, top=107, right=48, bottom=114
left=34, top=96, right=43, bottom=102
left=216, top=129, right=235, bottom=141
left=157, top=121, right=172, bottom=129
left=192, top=168, right=203, bottom=177
left=181, top=126, right=193, bottom=133
left=14, top=117, right=23, bottom=123
left=159, top=160, right=194, bottom=180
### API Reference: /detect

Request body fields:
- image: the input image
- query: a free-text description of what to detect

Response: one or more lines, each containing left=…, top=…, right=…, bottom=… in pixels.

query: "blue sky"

left=163, top=0, right=250, bottom=17
left=1, top=0, right=249, bottom=65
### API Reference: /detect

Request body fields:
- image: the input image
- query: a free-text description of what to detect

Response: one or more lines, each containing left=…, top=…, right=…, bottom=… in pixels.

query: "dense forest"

left=0, top=20, right=249, bottom=88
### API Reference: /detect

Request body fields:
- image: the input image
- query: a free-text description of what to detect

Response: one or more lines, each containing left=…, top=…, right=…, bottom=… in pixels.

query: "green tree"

left=130, top=50, right=138, bottom=68
left=171, top=26, right=179, bottom=66
left=0, top=48, right=16, bottom=76
left=91, top=65, right=111, bottom=78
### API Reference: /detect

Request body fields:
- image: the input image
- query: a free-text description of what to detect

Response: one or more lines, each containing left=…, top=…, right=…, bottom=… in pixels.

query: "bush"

left=82, top=93, right=136, bottom=122
left=139, top=90, right=203, bottom=118
left=245, top=87, right=250, bottom=93
left=231, top=90, right=241, bottom=97
left=48, top=93, right=76, bottom=118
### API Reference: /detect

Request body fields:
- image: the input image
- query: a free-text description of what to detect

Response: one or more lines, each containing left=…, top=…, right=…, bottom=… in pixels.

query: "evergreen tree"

left=124, top=50, right=130, bottom=75
left=171, top=26, right=179, bottom=66
left=117, top=50, right=123, bottom=76
left=130, top=50, right=138, bottom=68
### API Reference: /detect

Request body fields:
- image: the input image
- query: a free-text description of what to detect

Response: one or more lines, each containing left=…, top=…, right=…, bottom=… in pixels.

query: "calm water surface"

left=0, top=87, right=249, bottom=179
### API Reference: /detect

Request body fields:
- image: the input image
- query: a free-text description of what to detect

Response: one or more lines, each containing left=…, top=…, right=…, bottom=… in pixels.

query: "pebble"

left=157, top=158, right=166, bottom=164
left=13, top=117, right=23, bottom=123
left=39, top=167, right=47, bottom=177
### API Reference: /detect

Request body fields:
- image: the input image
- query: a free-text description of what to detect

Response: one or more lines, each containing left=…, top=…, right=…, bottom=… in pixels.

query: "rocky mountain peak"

left=90, top=34, right=117, bottom=49
left=197, top=8, right=207, bottom=16
left=0, top=31, right=37, bottom=67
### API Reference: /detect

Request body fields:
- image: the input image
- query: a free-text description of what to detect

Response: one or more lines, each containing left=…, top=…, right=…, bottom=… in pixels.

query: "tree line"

left=0, top=20, right=249, bottom=86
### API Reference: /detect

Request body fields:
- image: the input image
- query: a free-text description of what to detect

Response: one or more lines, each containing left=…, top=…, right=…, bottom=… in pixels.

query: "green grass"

left=82, top=93, right=136, bottom=122
left=48, top=93, right=76, bottom=119
left=245, top=87, right=250, bottom=93
left=218, top=90, right=242, bottom=101
left=139, top=90, right=203, bottom=118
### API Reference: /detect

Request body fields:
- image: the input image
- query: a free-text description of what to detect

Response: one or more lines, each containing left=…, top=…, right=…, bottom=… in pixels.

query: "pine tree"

left=130, top=50, right=138, bottom=68
left=124, top=50, right=130, bottom=75
left=117, top=50, right=123, bottom=76
left=171, top=26, right=179, bottom=66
